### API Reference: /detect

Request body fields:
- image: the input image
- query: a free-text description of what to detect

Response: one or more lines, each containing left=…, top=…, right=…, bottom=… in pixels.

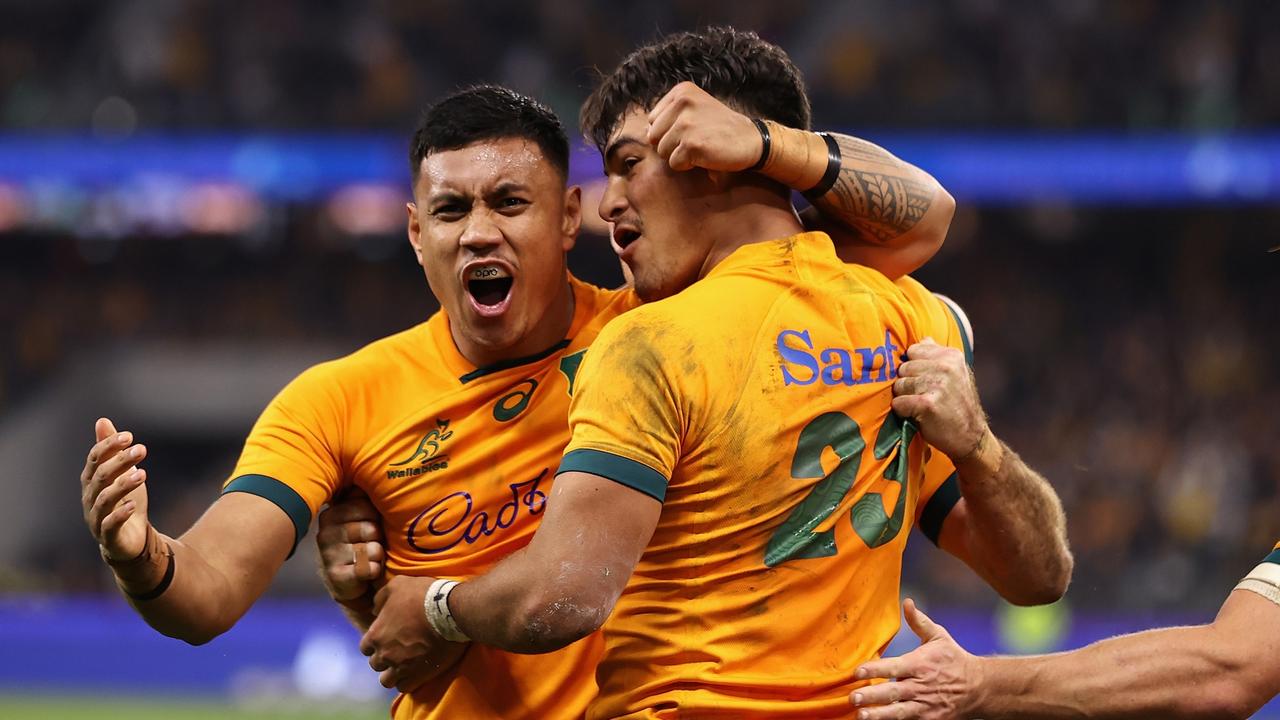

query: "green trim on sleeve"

left=941, top=301, right=974, bottom=368
left=223, top=474, right=312, bottom=557
left=559, top=448, right=668, bottom=503
left=1266, top=548, right=1280, bottom=565
left=918, top=472, right=962, bottom=546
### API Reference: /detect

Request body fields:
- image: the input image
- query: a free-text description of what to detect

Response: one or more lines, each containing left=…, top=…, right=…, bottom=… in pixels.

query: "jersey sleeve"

left=906, top=289, right=975, bottom=545
left=558, top=312, right=685, bottom=503
left=914, top=448, right=960, bottom=546
left=223, top=362, right=348, bottom=553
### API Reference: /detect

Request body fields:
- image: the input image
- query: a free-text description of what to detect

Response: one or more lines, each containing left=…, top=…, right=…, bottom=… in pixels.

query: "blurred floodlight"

left=180, top=183, right=265, bottom=234
left=0, top=184, right=28, bottom=231
left=326, top=184, right=404, bottom=236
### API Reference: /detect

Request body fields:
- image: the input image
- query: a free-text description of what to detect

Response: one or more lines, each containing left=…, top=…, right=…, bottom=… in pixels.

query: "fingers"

left=82, top=429, right=133, bottom=489
left=857, top=656, right=900, bottom=682
left=891, top=394, right=929, bottom=420
left=354, top=542, right=385, bottom=581
left=903, top=598, right=947, bottom=642
left=852, top=679, right=921, bottom=707
left=896, top=358, right=946, bottom=379
left=852, top=698, right=929, bottom=720
left=646, top=100, right=680, bottom=149
left=84, top=443, right=147, bottom=531
left=96, top=417, right=118, bottom=443
left=904, top=341, right=958, bottom=363
left=88, top=466, right=147, bottom=536
left=647, top=82, right=695, bottom=126
left=99, top=498, right=138, bottom=537
left=322, top=494, right=382, bottom=525
left=372, top=580, right=391, bottom=614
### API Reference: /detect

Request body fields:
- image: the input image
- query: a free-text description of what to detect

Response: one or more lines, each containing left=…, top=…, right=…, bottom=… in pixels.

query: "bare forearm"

left=119, top=534, right=257, bottom=644
left=954, top=432, right=1072, bottom=604
left=976, top=624, right=1255, bottom=719
left=109, top=495, right=292, bottom=645
left=762, top=126, right=954, bottom=269
left=450, top=546, right=607, bottom=654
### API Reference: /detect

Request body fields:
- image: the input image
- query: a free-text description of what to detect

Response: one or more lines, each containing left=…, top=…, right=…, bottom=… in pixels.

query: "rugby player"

left=358, top=28, right=1072, bottom=719
left=80, top=75, right=955, bottom=719
left=849, top=544, right=1280, bottom=720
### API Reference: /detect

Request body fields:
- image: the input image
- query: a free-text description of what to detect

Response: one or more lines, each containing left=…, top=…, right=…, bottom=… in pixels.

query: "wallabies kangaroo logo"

left=391, top=419, right=455, bottom=466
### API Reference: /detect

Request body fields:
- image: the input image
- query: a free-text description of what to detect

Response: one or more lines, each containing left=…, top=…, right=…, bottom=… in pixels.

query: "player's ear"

left=561, top=185, right=582, bottom=252
left=406, top=202, right=425, bottom=265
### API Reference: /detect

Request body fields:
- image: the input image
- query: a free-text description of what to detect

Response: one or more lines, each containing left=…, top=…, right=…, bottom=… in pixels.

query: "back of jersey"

left=561, top=232, right=967, bottom=719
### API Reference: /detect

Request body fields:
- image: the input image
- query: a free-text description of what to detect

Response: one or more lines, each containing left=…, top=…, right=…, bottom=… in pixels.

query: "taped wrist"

left=102, top=524, right=175, bottom=601
left=759, top=121, right=828, bottom=190
left=424, top=578, right=470, bottom=643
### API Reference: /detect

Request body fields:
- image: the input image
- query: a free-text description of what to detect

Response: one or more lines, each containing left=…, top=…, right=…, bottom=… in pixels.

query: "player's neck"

left=698, top=186, right=804, bottom=279
left=453, top=275, right=576, bottom=369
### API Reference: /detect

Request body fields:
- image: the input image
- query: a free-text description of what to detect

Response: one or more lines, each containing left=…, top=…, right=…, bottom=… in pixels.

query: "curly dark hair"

left=409, top=85, right=569, bottom=183
left=580, top=27, right=811, bottom=152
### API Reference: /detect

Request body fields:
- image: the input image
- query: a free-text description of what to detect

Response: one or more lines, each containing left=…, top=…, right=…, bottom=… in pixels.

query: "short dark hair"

left=580, top=27, right=811, bottom=152
left=409, top=85, right=570, bottom=183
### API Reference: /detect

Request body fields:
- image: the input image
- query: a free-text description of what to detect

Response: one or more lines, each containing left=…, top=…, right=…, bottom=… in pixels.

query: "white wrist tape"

left=1235, top=561, right=1280, bottom=607
left=424, top=578, right=470, bottom=643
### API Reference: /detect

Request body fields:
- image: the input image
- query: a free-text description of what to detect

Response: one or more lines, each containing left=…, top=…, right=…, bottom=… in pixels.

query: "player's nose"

left=459, top=211, right=503, bottom=250
left=598, top=177, right=629, bottom=224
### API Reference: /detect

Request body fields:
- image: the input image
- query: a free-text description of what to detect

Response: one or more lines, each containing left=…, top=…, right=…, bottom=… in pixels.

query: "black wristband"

left=748, top=118, right=771, bottom=172
left=802, top=132, right=842, bottom=200
left=127, top=546, right=175, bottom=602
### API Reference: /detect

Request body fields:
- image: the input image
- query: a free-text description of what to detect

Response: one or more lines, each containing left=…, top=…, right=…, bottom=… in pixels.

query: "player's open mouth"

left=463, top=263, right=514, bottom=317
left=612, top=224, right=642, bottom=257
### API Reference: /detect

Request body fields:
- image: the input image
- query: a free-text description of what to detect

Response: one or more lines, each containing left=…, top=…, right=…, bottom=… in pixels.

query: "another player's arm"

left=449, top=473, right=660, bottom=652
left=316, top=489, right=386, bottom=632
left=853, top=575, right=1280, bottom=720
left=645, top=81, right=954, bottom=278
left=82, top=419, right=294, bottom=644
left=894, top=302, right=1071, bottom=605
left=360, top=315, right=672, bottom=668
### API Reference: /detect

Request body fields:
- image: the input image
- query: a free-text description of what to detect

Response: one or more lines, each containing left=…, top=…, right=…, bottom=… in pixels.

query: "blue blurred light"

left=1, top=133, right=1278, bottom=204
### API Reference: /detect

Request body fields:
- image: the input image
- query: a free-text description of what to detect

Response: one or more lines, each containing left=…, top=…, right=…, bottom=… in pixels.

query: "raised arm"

left=892, top=329, right=1072, bottom=605
left=644, top=81, right=955, bottom=278
left=853, top=584, right=1280, bottom=720
left=82, top=418, right=294, bottom=645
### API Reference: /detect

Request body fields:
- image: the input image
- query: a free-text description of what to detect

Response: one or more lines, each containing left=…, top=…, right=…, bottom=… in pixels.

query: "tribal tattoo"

left=815, top=135, right=935, bottom=243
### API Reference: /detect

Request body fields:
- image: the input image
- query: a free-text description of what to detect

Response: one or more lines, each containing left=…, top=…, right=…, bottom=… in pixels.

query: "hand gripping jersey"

left=559, top=232, right=970, bottom=719
left=224, top=275, right=638, bottom=720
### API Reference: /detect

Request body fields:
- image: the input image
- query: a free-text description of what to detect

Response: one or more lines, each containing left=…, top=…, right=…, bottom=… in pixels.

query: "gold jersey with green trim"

left=559, top=232, right=971, bottom=720
left=225, top=274, right=639, bottom=720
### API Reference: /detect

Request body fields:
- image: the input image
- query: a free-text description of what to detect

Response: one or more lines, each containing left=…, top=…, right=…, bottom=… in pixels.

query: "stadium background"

left=2, top=0, right=1279, bottom=717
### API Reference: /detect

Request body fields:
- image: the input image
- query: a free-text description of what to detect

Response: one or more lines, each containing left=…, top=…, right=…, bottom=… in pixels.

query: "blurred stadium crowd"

left=4, top=0, right=1279, bottom=132
left=1, top=0, right=1278, bottom=614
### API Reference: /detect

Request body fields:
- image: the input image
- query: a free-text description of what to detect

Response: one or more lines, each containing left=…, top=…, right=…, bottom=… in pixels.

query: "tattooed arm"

left=643, top=82, right=954, bottom=278
left=787, top=133, right=954, bottom=278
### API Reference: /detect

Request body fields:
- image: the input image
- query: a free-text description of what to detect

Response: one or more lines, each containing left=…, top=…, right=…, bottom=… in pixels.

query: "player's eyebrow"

left=425, top=189, right=469, bottom=207
left=486, top=180, right=532, bottom=198
left=603, top=136, right=646, bottom=171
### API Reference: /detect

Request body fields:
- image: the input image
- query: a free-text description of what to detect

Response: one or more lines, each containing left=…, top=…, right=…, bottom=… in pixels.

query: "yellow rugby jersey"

left=224, top=274, right=639, bottom=720
left=559, top=232, right=971, bottom=720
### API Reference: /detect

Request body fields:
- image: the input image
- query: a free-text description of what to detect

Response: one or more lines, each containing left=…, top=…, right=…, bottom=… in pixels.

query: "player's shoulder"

left=291, top=322, right=437, bottom=391
left=569, top=274, right=643, bottom=328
